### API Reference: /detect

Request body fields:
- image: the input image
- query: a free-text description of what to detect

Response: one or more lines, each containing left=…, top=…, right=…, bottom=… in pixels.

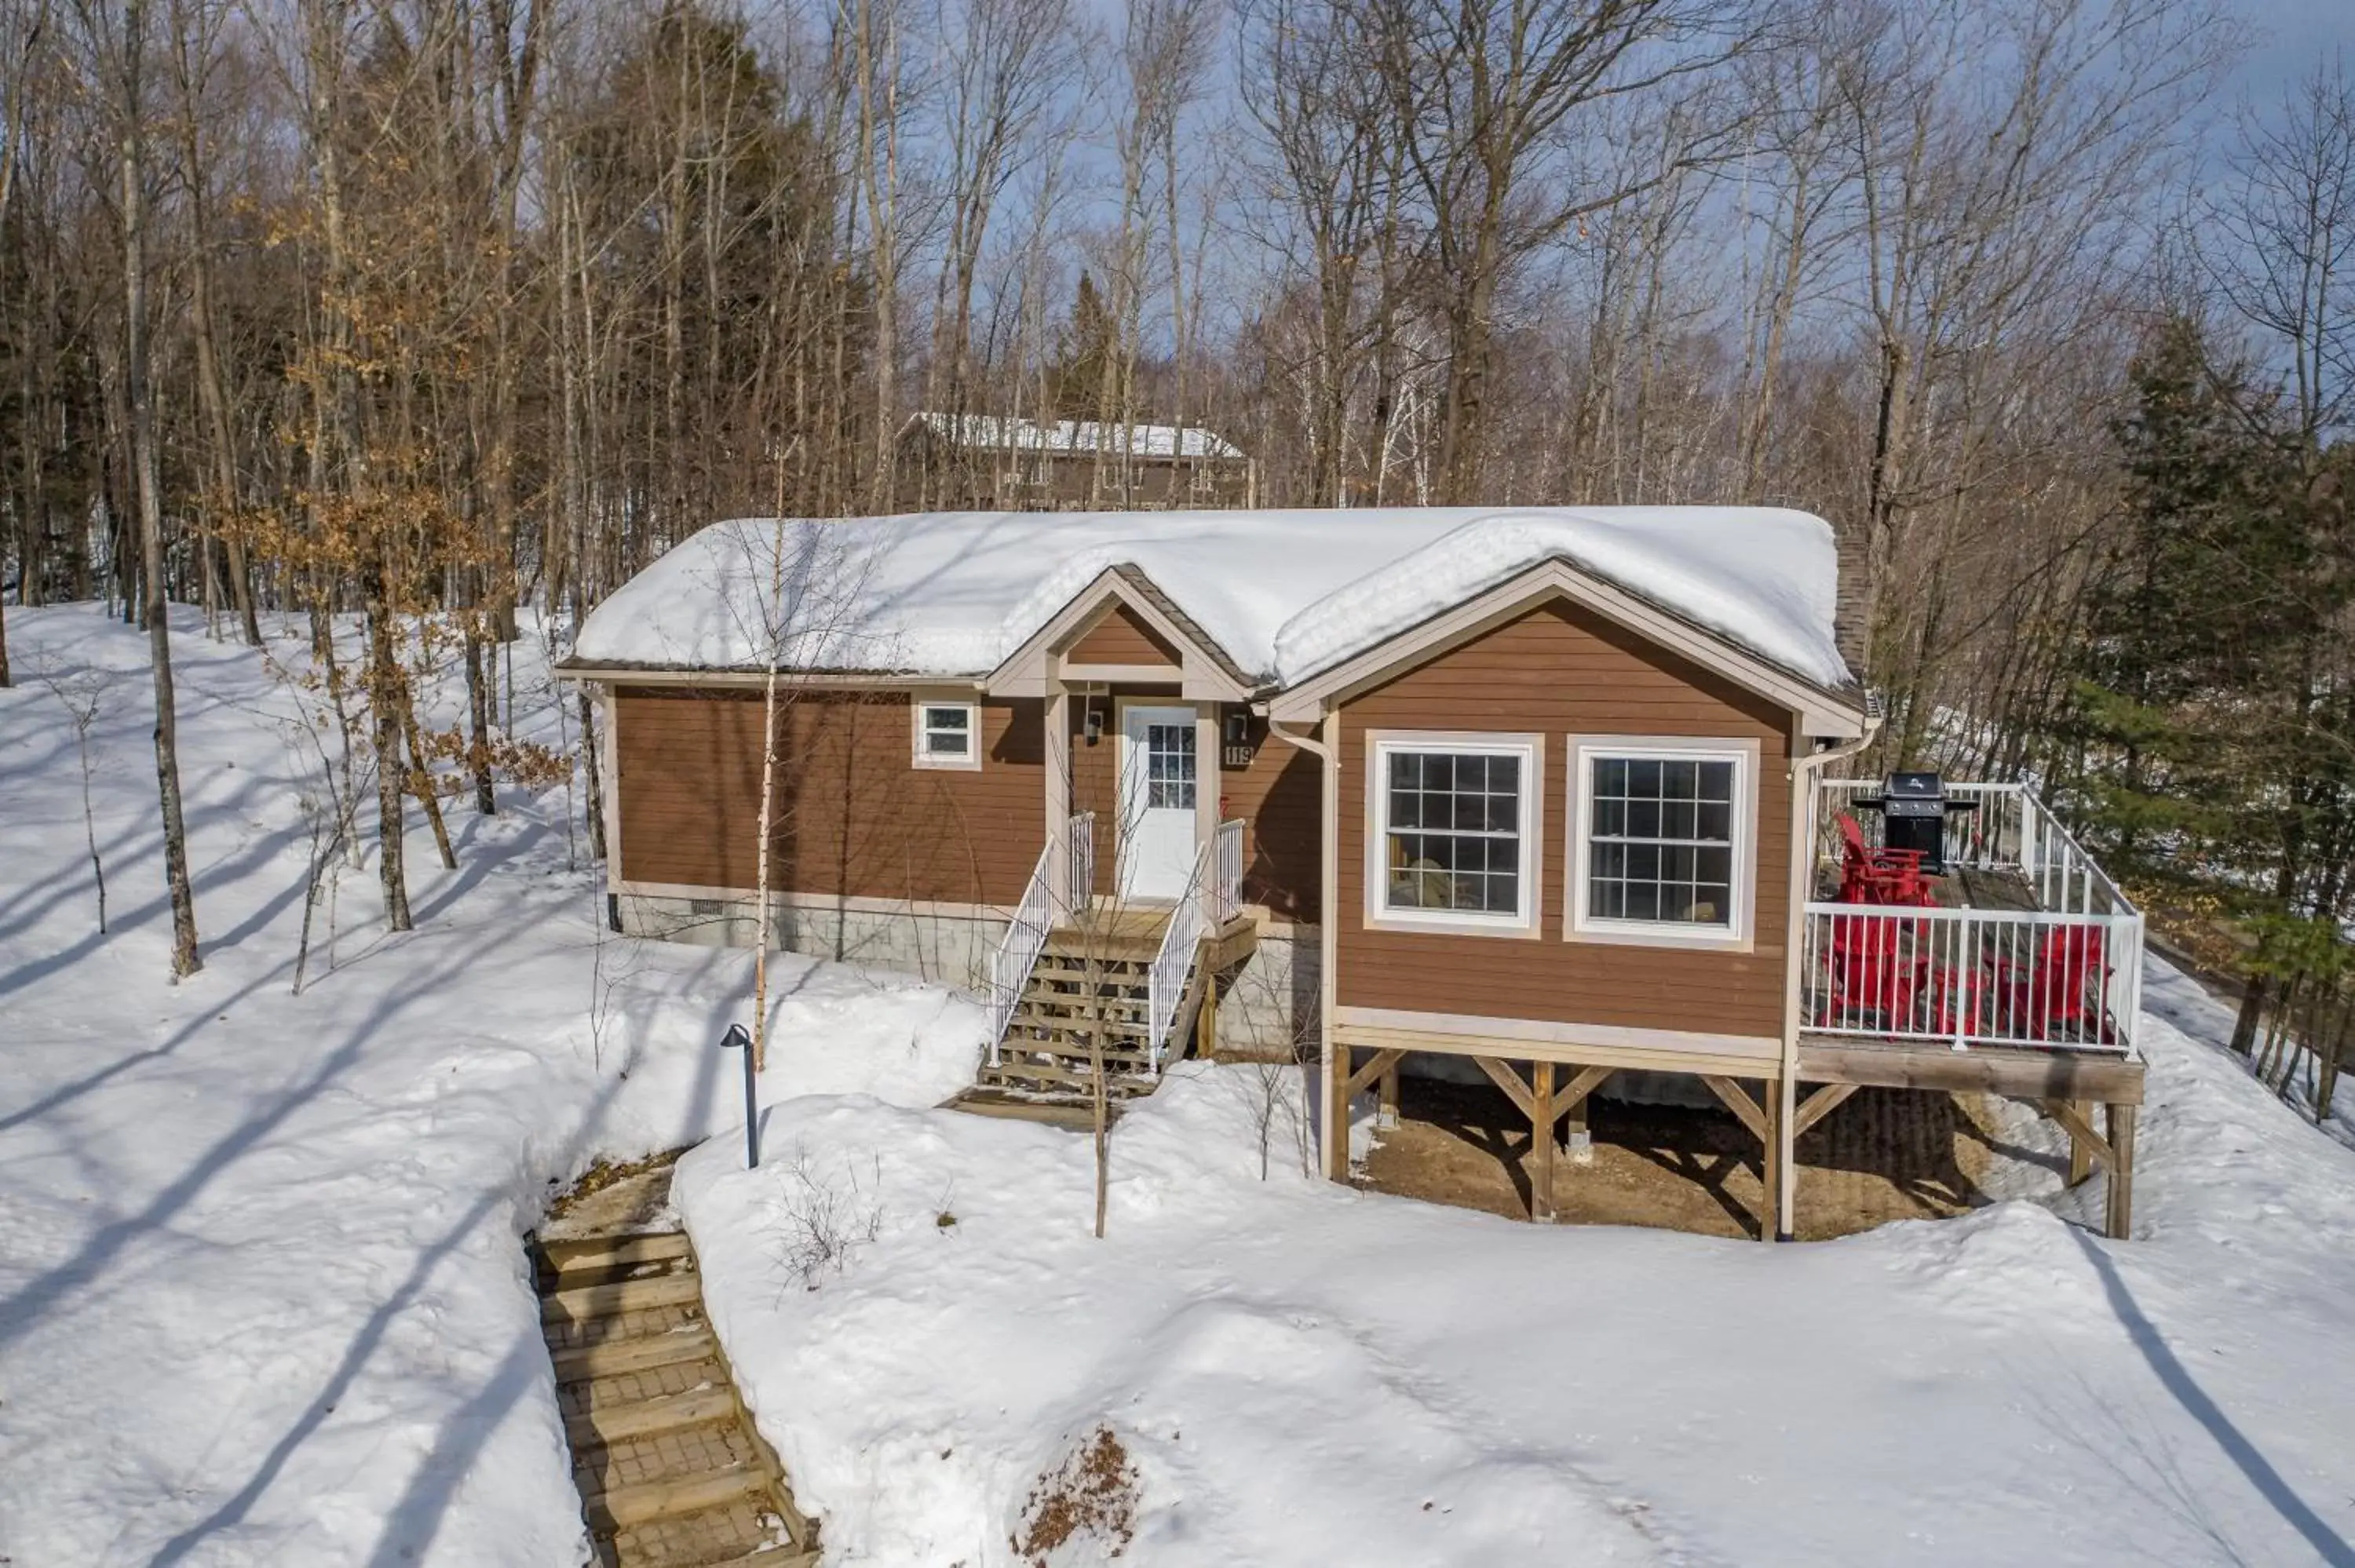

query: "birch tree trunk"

left=114, top=0, right=203, bottom=975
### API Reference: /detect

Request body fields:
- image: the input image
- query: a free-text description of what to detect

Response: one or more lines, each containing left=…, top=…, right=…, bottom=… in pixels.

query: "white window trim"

left=911, top=695, right=983, bottom=771
left=1363, top=730, right=1544, bottom=939
left=1566, top=735, right=1758, bottom=953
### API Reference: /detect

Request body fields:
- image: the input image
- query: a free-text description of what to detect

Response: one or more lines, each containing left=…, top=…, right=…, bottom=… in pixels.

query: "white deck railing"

left=985, top=811, right=1094, bottom=1067
left=1809, top=780, right=2141, bottom=1052
left=1816, top=779, right=2131, bottom=917
left=1146, top=819, right=1245, bottom=1072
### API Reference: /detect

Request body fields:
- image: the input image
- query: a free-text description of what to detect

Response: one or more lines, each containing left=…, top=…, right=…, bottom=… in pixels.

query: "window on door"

left=1145, top=723, right=1196, bottom=810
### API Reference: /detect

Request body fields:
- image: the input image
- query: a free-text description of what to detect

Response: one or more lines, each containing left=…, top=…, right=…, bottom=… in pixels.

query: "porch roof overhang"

left=984, top=563, right=1258, bottom=702
left=1264, top=556, right=1870, bottom=739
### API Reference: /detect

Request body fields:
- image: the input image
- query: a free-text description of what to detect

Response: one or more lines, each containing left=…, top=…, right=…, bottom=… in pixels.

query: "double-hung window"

left=1570, top=738, right=1754, bottom=947
left=1367, top=734, right=1541, bottom=935
left=912, top=698, right=982, bottom=770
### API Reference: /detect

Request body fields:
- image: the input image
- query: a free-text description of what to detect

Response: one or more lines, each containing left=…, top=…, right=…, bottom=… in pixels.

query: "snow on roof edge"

left=1271, top=510, right=1857, bottom=695
left=570, top=506, right=1857, bottom=698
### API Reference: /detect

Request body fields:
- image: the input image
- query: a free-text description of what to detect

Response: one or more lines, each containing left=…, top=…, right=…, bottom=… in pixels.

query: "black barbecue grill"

left=1857, top=771, right=1977, bottom=875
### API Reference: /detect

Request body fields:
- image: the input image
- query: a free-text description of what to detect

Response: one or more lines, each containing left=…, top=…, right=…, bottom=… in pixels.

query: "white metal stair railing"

left=1068, top=811, right=1097, bottom=915
left=1210, top=818, right=1243, bottom=924
left=1146, top=819, right=1246, bottom=1074
left=984, top=811, right=1095, bottom=1069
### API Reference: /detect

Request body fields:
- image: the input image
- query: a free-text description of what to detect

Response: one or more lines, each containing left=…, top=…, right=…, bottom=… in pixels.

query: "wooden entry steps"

left=534, top=1172, right=818, bottom=1568
left=968, top=913, right=1256, bottom=1110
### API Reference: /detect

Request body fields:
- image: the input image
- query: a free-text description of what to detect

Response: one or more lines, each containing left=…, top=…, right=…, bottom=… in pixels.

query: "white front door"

left=1118, top=705, right=1199, bottom=903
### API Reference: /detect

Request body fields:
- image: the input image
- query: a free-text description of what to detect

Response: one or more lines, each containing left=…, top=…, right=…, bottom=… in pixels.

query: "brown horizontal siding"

left=1336, top=600, right=1792, bottom=1038
left=1220, top=711, right=1320, bottom=921
left=1064, top=602, right=1181, bottom=666
left=615, top=687, right=1046, bottom=906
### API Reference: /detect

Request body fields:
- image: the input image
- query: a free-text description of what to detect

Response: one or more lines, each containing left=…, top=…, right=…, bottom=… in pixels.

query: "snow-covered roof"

left=571, top=506, right=1856, bottom=693
left=909, top=413, right=1247, bottom=461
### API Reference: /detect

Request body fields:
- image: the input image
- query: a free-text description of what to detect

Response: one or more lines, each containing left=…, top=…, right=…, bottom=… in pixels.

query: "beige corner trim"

left=1266, top=559, right=1865, bottom=738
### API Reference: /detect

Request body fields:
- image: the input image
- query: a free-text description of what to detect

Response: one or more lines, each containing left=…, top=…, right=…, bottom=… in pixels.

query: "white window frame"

left=911, top=695, right=983, bottom=771
left=1363, top=731, right=1543, bottom=939
left=1566, top=735, right=1758, bottom=952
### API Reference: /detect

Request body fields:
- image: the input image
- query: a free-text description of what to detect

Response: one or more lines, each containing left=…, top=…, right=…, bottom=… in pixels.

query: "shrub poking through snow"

left=774, top=1152, right=885, bottom=1289
left=1012, top=1425, right=1140, bottom=1565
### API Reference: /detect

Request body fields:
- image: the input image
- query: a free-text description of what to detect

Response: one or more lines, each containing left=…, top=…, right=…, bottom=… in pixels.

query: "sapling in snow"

left=37, top=662, right=109, bottom=934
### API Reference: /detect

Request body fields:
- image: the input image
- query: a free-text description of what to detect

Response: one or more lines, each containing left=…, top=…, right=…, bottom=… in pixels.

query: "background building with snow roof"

left=893, top=412, right=1257, bottom=512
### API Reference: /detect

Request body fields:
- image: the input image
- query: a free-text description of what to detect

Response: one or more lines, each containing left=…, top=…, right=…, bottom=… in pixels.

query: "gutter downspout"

left=1270, top=718, right=1341, bottom=1179
left=1777, top=712, right=1879, bottom=1241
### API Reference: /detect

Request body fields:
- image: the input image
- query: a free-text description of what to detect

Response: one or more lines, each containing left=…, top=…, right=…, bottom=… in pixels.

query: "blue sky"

left=2234, top=0, right=2349, bottom=97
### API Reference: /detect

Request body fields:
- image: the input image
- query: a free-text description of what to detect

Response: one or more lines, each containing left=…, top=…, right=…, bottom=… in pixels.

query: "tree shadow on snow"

left=2068, top=1227, right=2355, bottom=1566
left=0, top=911, right=546, bottom=1352
left=144, top=1009, right=637, bottom=1566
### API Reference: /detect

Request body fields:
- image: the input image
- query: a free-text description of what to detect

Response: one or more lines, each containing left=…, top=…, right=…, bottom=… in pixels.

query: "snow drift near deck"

left=571, top=505, right=1852, bottom=689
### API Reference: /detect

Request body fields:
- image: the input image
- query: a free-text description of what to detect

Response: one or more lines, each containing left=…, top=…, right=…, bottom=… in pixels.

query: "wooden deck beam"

left=1798, top=1035, right=2144, bottom=1103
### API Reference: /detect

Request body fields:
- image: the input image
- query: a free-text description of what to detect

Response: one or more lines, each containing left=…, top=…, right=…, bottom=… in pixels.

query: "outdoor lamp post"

left=719, top=1023, right=759, bottom=1169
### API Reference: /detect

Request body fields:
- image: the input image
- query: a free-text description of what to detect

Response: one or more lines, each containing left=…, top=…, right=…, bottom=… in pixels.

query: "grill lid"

left=1881, top=770, right=1945, bottom=819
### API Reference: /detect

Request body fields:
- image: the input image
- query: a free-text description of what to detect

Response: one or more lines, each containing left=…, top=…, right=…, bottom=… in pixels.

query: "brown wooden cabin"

left=893, top=413, right=1256, bottom=512
left=563, top=507, right=2145, bottom=1241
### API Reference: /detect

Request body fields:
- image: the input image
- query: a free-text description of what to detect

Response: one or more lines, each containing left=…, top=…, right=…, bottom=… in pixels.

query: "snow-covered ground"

left=678, top=970, right=2355, bottom=1561
left=7, top=604, right=2355, bottom=1567
left=0, top=606, right=984, bottom=1566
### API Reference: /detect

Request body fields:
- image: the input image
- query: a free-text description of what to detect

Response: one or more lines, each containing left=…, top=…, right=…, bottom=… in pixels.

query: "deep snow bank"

left=0, top=606, right=984, bottom=1566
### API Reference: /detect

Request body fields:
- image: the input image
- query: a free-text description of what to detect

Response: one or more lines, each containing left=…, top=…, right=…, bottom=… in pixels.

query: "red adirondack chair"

left=1992, top=924, right=2112, bottom=1044
left=1836, top=813, right=1933, bottom=906
left=1820, top=910, right=1928, bottom=1031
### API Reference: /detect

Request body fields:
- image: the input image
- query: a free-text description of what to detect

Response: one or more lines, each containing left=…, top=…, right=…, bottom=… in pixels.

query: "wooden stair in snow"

left=962, top=913, right=1256, bottom=1114
left=533, top=1158, right=818, bottom=1568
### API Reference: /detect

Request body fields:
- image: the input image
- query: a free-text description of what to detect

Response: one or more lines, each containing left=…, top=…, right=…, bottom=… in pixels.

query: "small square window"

left=914, top=700, right=981, bottom=769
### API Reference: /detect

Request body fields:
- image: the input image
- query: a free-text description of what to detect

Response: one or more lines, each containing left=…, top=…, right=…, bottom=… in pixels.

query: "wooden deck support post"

left=1378, top=1058, right=1400, bottom=1129
left=1324, top=1043, right=1353, bottom=1180
left=1531, top=1059, right=1557, bottom=1222
left=1195, top=972, right=1219, bottom=1060
left=2105, top=1103, right=2137, bottom=1240
left=1764, top=1074, right=1787, bottom=1242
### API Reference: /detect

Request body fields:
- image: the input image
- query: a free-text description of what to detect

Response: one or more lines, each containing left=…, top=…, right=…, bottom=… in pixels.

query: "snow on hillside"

left=677, top=997, right=2355, bottom=1562
left=7, top=604, right=2355, bottom=1568
left=0, top=606, right=984, bottom=1566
